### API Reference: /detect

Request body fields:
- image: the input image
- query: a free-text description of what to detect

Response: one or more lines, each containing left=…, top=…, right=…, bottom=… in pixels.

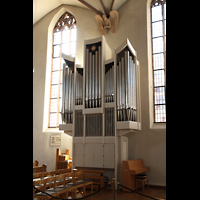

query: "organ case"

left=59, top=36, right=141, bottom=189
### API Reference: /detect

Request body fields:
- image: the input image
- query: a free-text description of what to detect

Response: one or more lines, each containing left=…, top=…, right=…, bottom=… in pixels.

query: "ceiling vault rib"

left=99, top=0, right=107, bottom=16
left=109, top=0, right=115, bottom=13
left=78, top=0, right=103, bottom=16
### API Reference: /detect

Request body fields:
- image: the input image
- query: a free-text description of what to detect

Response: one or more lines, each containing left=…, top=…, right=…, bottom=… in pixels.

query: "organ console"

left=122, top=159, right=149, bottom=191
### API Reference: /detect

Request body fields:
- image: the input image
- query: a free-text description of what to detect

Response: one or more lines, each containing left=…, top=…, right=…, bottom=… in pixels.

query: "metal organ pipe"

left=116, top=51, right=137, bottom=122
left=85, top=45, right=102, bottom=108
left=98, top=46, right=101, bottom=107
left=75, top=68, right=83, bottom=105
left=105, top=64, right=114, bottom=103
left=61, top=65, right=74, bottom=124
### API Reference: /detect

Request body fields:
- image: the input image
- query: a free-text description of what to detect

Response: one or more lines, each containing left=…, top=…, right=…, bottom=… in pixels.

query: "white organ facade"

left=59, top=36, right=141, bottom=187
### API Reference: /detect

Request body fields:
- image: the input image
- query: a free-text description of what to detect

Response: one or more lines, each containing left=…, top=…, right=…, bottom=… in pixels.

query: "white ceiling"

left=33, top=0, right=128, bottom=25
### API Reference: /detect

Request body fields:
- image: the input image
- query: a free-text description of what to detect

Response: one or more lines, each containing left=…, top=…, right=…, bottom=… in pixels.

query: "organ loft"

left=59, top=36, right=141, bottom=187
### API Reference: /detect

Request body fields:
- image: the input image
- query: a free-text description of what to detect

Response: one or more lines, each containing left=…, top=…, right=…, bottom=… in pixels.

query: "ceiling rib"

left=78, top=0, right=103, bottom=15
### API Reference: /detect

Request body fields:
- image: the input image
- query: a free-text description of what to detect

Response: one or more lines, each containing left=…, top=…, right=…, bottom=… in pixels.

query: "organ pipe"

left=61, top=63, right=74, bottom=124
left=85, top=44, right=102, bottom=108
left=116, top=50, right=137, bottom=122
left=105, top=62, right=114, bottom=103
left=75, top=68, right=83, bottom=105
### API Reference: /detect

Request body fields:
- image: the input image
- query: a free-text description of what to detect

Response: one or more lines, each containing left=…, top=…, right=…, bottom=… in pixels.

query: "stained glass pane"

left=53, top=45, right=60, bottom=57
left=71, top=27, right=77, bottom=41
left=59, top=109, right=62, bottom=124
left=153, top=53, right=164, bottom=70
left=52, top=58, right=60, bottom=71
left=154, top=70, right=165, bottom=87
left=50, top=99, right=58, bottom=112
left=60, top=84, right=62, bottom=97
left=151, top=4, right=162, bottom=22
left=152, top=21, right=163, bottom=38
left=71, top=41, right=76, bottom=55
left=154, top=87, right=165, bottom=104
left=152, top=37, right=163, bottom=54
left=155, top=105, right=166, bottom=122
left=49, top=113, right=57, bottom=127
left=53, top=31, right=61, bottom=45
left=164, top=3, right=166, bottom=20
left=62, top=43, right=70, bottom=55
left=60, top=71, right=63, bottom=83
left=62, top=29, right=70, bottom=43
left=51, top=85, right=59, bottom=98
left=51, top=71, right=59, bottom=84
left=59, top=98, right=62, bottom=112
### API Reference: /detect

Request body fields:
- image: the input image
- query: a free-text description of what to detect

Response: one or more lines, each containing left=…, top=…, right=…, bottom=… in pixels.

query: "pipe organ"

left=59, top=36, right=141, bottom=188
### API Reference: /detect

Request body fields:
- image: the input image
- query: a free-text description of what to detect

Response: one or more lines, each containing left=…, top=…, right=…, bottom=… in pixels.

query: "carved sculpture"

left=95, top=10, right=119, bottom=35
left=78, top=0, right=119, bottom=36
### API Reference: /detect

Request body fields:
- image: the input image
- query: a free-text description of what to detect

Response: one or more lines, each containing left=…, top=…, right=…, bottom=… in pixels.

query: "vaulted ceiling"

left=33, top=0, right=128, bottom=25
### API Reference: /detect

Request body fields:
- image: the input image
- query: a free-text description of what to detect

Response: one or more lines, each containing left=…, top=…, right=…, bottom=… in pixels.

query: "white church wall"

left=33, top=0, right=166, bottom=186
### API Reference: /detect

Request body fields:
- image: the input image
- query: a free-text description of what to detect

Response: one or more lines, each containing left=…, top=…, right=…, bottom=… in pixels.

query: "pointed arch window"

left=151, top=0, right=166, bottom=123
left=49, top=12, right=76, bottom=128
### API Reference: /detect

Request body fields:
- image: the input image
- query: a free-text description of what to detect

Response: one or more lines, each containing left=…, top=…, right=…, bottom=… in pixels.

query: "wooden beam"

left=99, top=0, right=107, bottom=16
left=109, top=0, right=115, bottom=13
left=78, top=0, right=103, bottom=16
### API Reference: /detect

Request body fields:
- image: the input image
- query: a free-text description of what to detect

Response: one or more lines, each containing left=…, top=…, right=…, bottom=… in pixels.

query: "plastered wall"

left=33, top=0, right=166, bottom=186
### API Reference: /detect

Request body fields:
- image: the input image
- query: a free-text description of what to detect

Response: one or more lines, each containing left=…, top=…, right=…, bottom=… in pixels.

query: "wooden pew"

left=80, top=169, right=104, bottom=190
left=33, top=171, right=93, bottom=199
left=74, top=170, right=93, bottom=195
left=33, top=160, right=39, bottom=167
left=33, top=163, right=47, bottom=174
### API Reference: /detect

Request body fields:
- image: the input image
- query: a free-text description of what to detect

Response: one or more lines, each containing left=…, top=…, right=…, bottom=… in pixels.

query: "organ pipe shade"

left=116, top=49, right=137, bottom=122
left=105, top=108, right=115, bottom=136
left=75, top=110, right=83, bottom=137
left=105, top=62, right=114, bottom=103
left=75, top=68, right=83, bottom=105
left=61, top=63, right=74, bottom=124
left=85, top=114, right=102, bottom=136
left=85, top=42, right=102, bottom=108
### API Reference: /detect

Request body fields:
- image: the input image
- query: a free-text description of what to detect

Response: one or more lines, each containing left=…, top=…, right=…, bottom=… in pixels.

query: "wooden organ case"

left=59, top=36, right=141, bottom=189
